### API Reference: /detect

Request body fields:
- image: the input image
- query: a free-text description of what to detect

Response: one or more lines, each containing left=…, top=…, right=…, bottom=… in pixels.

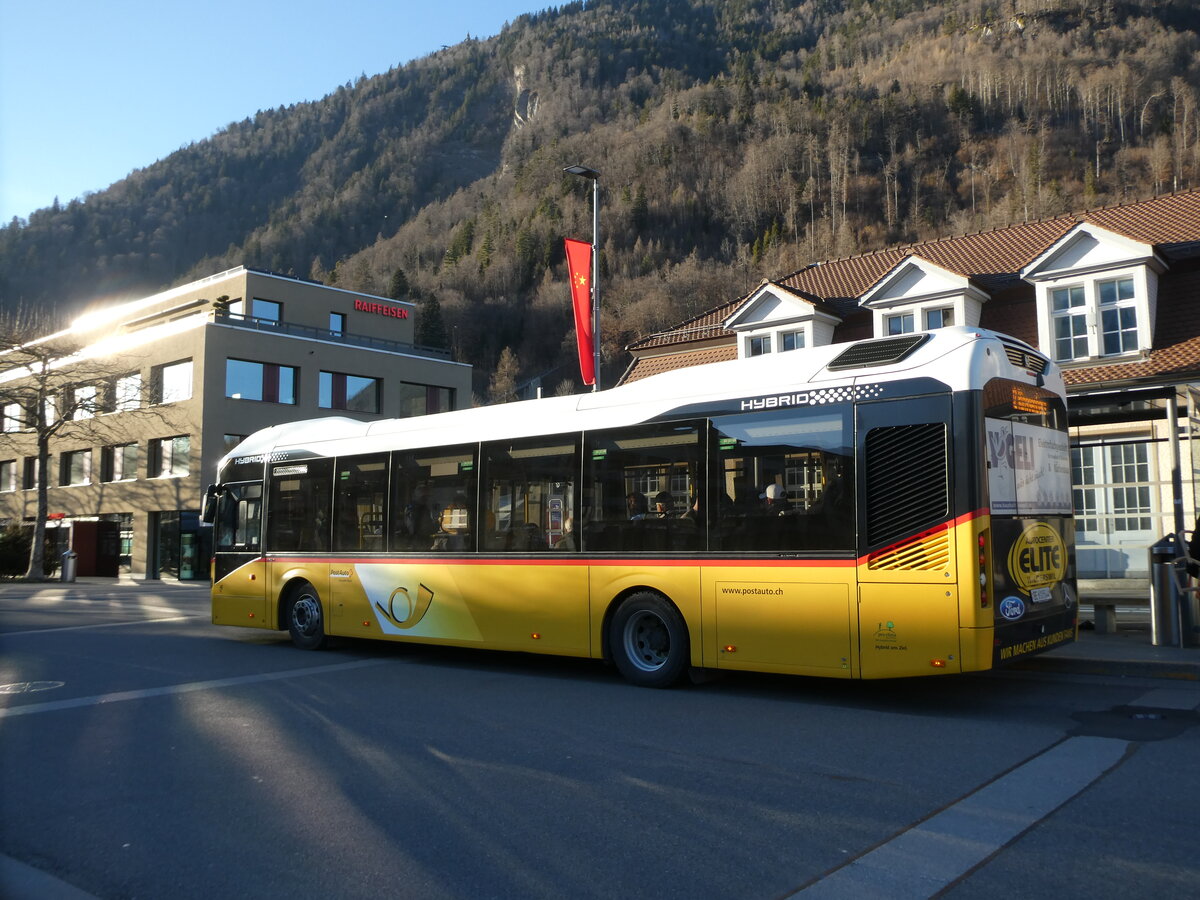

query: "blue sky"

left=0, top=0, right=545, bottom=222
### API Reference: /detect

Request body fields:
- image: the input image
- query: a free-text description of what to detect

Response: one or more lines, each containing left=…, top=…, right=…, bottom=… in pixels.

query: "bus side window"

left=393, top=446, right=477, bottom=553
left=711, top=407, right=855, bottom=553
left=584, top=421, right=702, bottom=553
left=266, top=460, right=333, bottom=552
left=216, top=483, right=262, bottom=551
left=481, top=436, right=578, bottom=552
left=333, top=454, right=388, bottom=552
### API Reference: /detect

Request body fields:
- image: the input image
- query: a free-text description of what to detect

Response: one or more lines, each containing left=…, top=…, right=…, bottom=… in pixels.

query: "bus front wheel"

left=610, top=592, right=689, bottom=687
left=286, top=583, right=327, bottom=650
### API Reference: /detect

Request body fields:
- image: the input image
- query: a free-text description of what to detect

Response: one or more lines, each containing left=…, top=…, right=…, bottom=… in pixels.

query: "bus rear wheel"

left=610, top=592, right=689, bottom=687
left=286, top=582, right=327, bottom=650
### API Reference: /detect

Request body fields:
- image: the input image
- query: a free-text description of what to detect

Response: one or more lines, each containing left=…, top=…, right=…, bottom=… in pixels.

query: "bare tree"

left=0, top=308, right=168, bottom=580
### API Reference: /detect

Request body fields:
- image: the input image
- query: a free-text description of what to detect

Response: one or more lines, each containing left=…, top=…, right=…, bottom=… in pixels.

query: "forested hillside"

left=3, top=0, right=1198, bottom=396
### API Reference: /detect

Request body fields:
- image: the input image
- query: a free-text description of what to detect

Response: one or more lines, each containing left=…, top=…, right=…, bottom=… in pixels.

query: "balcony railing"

left=212, top=311, right=452, bottom=361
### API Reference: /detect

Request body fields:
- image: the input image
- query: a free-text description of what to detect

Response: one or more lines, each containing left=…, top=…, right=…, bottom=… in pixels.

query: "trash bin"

left=1149, top=536, right=1180, bottom=647
left=60, top=550, right=77, bottom=583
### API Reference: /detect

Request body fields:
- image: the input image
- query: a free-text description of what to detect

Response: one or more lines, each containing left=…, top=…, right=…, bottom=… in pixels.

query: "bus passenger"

left=652, top=491, right=674, bottom=517
left=761, top=482, right=789, bottom=514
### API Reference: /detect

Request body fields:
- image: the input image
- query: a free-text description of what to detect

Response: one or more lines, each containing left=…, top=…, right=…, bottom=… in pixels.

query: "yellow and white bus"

left=205, top=326, right=1076, bottom=686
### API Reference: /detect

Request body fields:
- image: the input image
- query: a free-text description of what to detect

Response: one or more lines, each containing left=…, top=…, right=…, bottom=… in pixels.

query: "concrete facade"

left=0, top=267, right=472, bottom=579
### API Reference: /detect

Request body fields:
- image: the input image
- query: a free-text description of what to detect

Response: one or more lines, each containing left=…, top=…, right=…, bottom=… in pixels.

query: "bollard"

left=60, top=550, right=78, bottom=583
left=1148, top=536, right=1181, bottom=647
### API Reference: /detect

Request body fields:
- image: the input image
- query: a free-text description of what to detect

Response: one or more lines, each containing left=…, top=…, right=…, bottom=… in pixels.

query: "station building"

left=0, top=266, right=472, bottom=579
left=621, top=190, right=1200, bottom=600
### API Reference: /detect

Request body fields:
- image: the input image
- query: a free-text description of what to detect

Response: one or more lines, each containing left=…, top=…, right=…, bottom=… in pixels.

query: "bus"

left=204, top=326, right=1076, bottom=686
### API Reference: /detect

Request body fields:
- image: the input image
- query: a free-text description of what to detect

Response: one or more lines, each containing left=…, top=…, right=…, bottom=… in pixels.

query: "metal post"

left=591, top=176, right=601, bottom=392
left=1149, top=536, right=1182, bottom=647
left=1167, top=392, right=1184, bottom=534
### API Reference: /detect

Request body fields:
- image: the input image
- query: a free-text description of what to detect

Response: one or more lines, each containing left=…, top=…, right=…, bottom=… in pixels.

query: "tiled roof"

left=621, top=345, right=738, bottom=384
left=623, top=190, right=1200, bottom=389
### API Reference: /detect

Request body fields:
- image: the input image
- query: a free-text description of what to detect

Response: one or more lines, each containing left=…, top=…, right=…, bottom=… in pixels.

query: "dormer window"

left=860, top=256, right=984, bottom=340
left=1022, top=224, right=1164, bottom=365
left=925, top=307, right=953, bottom=329
left=1099, top=276, right=1137, bottom=354
left=747, top=335, right=772, bottom=357
left=726, top=281, right=841, bottom=360
left=1051, top=285, right=1087, bottom=360
left=780, top=330, right=805, bottom=352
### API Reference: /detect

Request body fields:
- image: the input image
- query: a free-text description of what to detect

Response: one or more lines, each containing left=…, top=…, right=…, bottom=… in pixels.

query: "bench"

left=1079, top=578, right=1150, bottom=634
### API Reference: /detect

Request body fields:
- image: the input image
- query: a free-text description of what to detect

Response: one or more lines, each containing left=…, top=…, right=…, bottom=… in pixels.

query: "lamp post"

left=563, top=164, right=601, bottom=390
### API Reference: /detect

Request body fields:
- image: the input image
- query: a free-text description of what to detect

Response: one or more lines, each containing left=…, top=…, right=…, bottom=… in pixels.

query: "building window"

left=886, top=312, right=915, bottom=335
left=22, top=458, right=38, bottom=489
left=71, top=385, right=97, bottom=420
left=925, top=308, right=954, bottom=329
left=747, top=335, right=772, bottom=357
left=223, top=434, right=247, bottom=453
left=1051, top=285, right=1087, bottom=360
left=152, top=360, right=192, bottom=404
left=329, top=312, right=346, bottom=336
left=251, top=299, right=282, bottom=322
left=398, top=383, right=454, bottom=417
left=1, top=402, right=22, bottom=433
left=60, top=449, right=91, bottom=486
left=225, top=359, right=297, bottom=404
left=1044, top=273, right=1145, bottom=363
left=780, top=331, right=805, bottom=352
left=152, top=435, right=190, bottom=478
left=1099, top=276, right=1137, bottom=355
left=1072, top=441, right=1155, bottom=578
left=319, top=372, right=380, bottom=413
left=112, top=373, right=141, bottom=412
left=101, top=443, right=138, bottom=482
left=0, top=459, right=15, bottom=492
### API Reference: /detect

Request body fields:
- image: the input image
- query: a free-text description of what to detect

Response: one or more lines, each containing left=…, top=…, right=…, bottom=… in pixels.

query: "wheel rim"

left=622, top=610, right=671, bottom=672
left=291, top=593, right=322, bottom=638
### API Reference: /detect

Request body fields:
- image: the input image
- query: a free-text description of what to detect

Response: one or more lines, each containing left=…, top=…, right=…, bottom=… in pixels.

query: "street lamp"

left=563, top=164, right=601, bottom=390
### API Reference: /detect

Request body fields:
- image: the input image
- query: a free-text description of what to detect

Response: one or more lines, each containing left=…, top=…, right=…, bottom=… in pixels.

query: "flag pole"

left=590, top=175, right=600, bottom=392
left=564, top=164, right=601, bottom=391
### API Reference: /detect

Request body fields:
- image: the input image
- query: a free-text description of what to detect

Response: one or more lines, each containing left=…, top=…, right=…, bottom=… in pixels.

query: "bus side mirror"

left=201, top=484, right=219, bottom=524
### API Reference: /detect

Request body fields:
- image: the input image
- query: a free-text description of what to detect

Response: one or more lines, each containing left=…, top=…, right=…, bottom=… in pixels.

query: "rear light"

left=978, top=530, right=991, bottom=608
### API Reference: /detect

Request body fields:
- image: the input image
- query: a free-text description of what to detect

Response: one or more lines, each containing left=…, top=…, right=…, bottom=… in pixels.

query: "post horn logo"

left=375, top=584, right=434, bottom=629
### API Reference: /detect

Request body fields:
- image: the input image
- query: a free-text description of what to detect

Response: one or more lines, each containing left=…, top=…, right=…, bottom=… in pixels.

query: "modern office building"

left=621, top=190, right=1200, bottom=597
left=0, top=266, right=472, bottom=579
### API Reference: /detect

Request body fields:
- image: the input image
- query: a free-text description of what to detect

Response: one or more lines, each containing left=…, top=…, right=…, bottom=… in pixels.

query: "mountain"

left=3, top=0, right=1198, bottom=396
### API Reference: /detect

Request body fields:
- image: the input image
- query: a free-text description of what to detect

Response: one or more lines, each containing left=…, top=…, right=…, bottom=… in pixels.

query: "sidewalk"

left=1015, top=625, right=1200, bottom=680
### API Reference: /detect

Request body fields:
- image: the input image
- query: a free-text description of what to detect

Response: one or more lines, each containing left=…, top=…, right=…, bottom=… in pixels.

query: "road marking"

left=0, top=659, right=386, bottom=719
left=0, top=853, right=100, bottom=899
left=5, top=615, right=199, bottom=636
left=791, top=736, right=1129, bottom=899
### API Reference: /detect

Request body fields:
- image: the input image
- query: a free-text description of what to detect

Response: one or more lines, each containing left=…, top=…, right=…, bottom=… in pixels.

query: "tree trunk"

left=25, top=436, right=51, bottom=580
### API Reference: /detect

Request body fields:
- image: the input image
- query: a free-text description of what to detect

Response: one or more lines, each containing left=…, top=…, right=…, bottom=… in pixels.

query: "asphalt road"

left=1, top=582, right=1197, bottom=900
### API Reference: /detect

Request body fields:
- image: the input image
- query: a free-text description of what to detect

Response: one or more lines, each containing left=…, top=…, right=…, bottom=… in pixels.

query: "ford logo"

left=999, top=596, right=1026, bottom=620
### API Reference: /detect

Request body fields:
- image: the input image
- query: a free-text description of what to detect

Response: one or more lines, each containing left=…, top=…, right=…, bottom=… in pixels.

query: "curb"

left=1013, top=655, right=1200, bottom=681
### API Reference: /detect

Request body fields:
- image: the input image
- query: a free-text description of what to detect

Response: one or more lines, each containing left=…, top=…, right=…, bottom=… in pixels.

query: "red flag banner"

left=564, top=238, right=595, bottom=386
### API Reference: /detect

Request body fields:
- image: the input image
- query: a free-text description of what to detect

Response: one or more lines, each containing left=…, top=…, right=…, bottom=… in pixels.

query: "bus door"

left=211, top=482, right=270, bottom=628
left=856, top=394, right=961, bottom=677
